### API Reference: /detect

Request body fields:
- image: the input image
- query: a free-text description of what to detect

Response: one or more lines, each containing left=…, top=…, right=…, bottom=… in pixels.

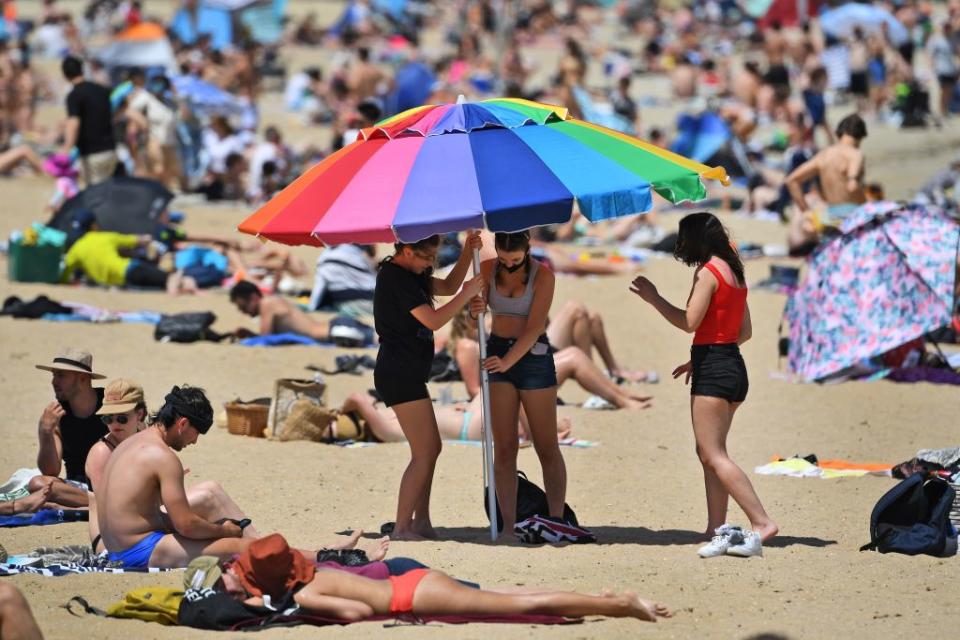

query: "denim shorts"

left=486, top=334, right=557, bottom=390
left=690, top=343, right=748, bottom=403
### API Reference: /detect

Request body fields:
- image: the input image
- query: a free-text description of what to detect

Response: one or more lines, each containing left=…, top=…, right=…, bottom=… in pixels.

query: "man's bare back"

left=261, top=296, right=328, bottom=340
left=97, top=428, right=179, bottom=551
left=811, top=143, right=866, bottom=206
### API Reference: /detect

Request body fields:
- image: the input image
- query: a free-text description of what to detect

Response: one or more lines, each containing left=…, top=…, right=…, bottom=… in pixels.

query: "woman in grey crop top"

left=470, top=231, right=580, bottom=539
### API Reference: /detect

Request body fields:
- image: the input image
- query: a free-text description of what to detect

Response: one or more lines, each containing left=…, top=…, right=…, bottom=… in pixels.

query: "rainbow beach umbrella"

left=238, top=97, right=727, bottom=541
left=238, top=98, right=728, bottom=246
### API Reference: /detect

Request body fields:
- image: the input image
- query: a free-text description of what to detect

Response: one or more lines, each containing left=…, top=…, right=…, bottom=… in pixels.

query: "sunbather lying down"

left=218, top=534, right=672, bottom=623
left=334, top=393, right=572, bottom=443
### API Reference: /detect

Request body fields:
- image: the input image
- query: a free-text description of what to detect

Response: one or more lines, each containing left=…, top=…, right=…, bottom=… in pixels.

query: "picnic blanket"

left=0, top=562, right=173, bottom=576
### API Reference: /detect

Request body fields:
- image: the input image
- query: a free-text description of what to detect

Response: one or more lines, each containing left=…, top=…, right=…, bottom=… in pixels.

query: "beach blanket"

left=239, top=333, right=376, bottom=348
left=0, top=509, right=88, bottom=527
left=450, top=439, right=599, bottom=449
left=755, top=456, right=892, bottom=479
left=0, top=563, right=173, bottom=577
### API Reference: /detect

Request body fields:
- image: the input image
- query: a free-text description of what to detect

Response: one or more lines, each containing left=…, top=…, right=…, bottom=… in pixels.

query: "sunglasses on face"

left=101, top=414, right=133, bottom=425
left=413, top=250, right=437, bottom=262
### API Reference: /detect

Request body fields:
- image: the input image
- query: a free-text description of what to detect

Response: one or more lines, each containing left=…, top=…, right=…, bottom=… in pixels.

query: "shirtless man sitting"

left=97, top=385, right=388, bottom=568
left=230, top=280, right=330, bottom=341
left=784, top=113, right=868, bottom=255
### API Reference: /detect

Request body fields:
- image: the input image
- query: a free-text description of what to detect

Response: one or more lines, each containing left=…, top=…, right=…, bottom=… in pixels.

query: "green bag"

left=106, top=587, right=184, bottom=626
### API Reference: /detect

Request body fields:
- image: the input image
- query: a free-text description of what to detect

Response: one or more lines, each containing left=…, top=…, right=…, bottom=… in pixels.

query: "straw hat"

left=277, top=399, right=336, bottom=442
left=35, top=348, right=106, bottom=379
left=96, top=379, right=145, bottom=415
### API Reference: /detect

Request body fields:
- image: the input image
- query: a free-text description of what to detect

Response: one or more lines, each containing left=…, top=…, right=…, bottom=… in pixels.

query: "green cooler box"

left=7, top=241, right=63, bottom=283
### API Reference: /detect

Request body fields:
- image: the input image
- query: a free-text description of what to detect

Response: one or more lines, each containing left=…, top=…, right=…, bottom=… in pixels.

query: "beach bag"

left=106, top=587, right=184, bottom=625
left=154, top=312, right=220, bottom=343
left=178, top=588, right=305, bottom=631
left=484, top=471, right=579, bottom=533
left=860, top=474, right=957, bottom=557
left=269, top=378, right=326, bottom=436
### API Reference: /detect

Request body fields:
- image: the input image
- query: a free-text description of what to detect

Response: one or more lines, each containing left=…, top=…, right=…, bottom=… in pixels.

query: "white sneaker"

left=726, top=530, right=763, bottom=558
left=697, top=524, right=743, bottom=558
left=330, top=324, right=365, bottom=346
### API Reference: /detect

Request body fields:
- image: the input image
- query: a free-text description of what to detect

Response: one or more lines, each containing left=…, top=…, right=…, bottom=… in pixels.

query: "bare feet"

left=622, top=591, right=672, bottom=622
left=390, top=529, right=430, bottom=541
left=361, top=535, right=390, bottom=561
left=754, top=521, right=779, bottom=542
left=16, top=485, right=52, bottom=513
left=622, top=397, right=653, bottom=410
left=556, top=416, right=573, bottom=440
left=335, top=529, right=363, bottom=549
left=412, top=521, right=438, bottom=540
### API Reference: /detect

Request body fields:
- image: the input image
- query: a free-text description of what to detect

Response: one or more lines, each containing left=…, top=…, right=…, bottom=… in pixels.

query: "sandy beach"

left=1, top=2, right=959, bottom=639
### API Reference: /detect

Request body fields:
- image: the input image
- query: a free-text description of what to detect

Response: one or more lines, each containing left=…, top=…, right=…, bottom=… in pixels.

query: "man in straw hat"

left=97, top=384, right=389, bottom=569
left=1, top=347, right=111, bottom=515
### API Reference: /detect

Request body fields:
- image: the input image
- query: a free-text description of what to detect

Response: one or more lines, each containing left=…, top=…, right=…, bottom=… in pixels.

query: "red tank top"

left=693, top=262, right=747, bottom=345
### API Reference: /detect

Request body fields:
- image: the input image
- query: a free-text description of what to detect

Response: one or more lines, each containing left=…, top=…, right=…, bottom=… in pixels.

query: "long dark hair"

left=674, top=212, right=745, bottom=285
left=380, top=235, right=441, bottom=303
left=494, top=230, right=532, bottom=284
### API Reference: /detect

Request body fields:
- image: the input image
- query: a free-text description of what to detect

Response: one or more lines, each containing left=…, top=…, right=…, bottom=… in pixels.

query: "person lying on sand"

left=97, top=385, right=388, bottom=569
left=333, top=392, right=573, bottom=443
left=230, top=279, right=332, bottom=341
left=215, top=533, right=671, bottom=623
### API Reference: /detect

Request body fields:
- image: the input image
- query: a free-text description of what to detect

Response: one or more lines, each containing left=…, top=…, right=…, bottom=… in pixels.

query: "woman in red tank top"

left=630, top=212, right=777, bottom=559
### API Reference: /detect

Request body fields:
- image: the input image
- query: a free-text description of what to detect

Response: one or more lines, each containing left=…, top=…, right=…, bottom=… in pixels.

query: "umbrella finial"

left=456, top=94, right=467, bottom=105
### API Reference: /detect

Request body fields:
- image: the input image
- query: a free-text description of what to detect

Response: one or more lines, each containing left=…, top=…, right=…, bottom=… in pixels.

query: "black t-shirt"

left=66, top=81, right=116, bottom=156
left=59, top=388, right=106, bottom=485
left=373, top=261, right=434, bottom=370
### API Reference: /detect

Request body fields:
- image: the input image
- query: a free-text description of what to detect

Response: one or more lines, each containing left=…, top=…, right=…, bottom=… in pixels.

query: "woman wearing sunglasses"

left=374, top=231, right=484, bottom=540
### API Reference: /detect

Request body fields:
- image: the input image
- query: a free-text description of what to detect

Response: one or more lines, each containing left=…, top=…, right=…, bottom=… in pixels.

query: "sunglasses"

left=413, top=250, right=438, bottom=262
left=101, top=414, right=133, bottom=425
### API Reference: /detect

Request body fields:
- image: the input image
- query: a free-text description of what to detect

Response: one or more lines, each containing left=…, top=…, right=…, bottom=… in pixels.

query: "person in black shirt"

left=31, top=348, right=108, bottom=502
left=374, top=231, right=484, bottom=540
left=60, top=55, right=117, bottom=187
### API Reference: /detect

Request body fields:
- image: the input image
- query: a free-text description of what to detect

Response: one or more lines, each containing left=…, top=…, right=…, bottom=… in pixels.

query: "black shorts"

left=937, top=73, right=958, bottom=87
left=374, top=345, right=431, bottom=407
left=849, top=71, right=869, bottom=96
left=690, top=343, right=748, bottom=404
left=486, top=334, right=557, bottom=390
left=125, top=259, right=170, bottom=288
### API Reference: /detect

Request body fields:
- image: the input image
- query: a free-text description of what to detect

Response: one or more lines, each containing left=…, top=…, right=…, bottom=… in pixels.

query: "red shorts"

left=388, top=568, right=429, bottom=614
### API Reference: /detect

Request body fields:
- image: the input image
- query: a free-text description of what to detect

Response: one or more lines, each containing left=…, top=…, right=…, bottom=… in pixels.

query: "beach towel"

left=239, top=333, right=376, bottom=348
left=0, top=508, right=88, bottom=527
left=755, top=456, right=892, bottom=479
left=0, top=468, right=41, bottom=501
left=0, top=562, right=172, bottom=577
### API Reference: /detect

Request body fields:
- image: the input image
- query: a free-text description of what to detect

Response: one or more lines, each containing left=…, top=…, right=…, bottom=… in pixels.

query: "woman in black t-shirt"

left=374, top=231, right=484, bottom=540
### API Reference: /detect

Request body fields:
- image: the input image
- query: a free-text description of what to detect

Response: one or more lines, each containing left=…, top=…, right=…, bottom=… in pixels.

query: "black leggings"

left=126, top=260, right=170, bottom=288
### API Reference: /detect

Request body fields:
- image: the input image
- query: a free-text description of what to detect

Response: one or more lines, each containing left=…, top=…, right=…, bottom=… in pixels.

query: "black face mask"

left=499, top=253, right=528, bottom=274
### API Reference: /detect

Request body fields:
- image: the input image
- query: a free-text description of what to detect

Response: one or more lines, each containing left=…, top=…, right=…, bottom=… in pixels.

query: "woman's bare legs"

left=490, top=382, right=521, bottom=536
left=548, top=302, right=651, bottom=381
left=413, top=571, right=672, bottom=622
left=0, top=144, right=43, bottom=174
left=553, top=347, right=652, bottom=409
left=391, top=398, right=442, bottom=540
left=692, top=396, right=778, bottom=541
left=519, top=387, right=567, bottom=519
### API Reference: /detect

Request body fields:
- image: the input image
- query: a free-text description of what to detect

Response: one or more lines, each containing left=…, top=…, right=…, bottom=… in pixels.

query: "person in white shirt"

left=127, top=69, right=181, bottom=189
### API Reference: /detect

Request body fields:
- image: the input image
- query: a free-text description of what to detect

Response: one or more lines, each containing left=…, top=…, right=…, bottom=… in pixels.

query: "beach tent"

left=170, top=3, right=233, bottom=51
left=784, top=202, right=960, bottom=381
left=49, top=177, right=174, bottom=236
left=96, top=22, right=177, bottom=76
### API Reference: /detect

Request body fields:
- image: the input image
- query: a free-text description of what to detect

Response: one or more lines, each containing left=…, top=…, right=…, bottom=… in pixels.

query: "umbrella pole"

left=473, top=248, right=499, bottom=541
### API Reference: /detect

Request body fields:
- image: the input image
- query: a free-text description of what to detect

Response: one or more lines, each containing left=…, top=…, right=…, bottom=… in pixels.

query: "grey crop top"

left=487, top=259, right=540, bottom=318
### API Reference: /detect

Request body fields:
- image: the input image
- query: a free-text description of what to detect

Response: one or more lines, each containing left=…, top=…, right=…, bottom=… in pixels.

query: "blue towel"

left=0, top=509, right=89, bottom=527
left=239, top=333, right=324, bottom=347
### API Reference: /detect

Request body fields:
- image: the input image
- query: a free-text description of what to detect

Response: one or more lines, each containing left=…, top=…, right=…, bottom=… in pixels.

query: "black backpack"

left=860, top=474, right=957, bottom=556
left=484, top=471, right=579, bottom=533
left=154, top=312, right=223, bottom=343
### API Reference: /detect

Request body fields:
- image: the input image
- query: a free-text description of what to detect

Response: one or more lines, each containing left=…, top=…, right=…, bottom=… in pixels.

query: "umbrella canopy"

left=819, top=3, right=909, bottom=46
left=49, top=177, right=174, bottom=235
left=784, top=202, right=960, bottom=381
left=239, top=98, right=728, bottom=246
left=96, top=22, right=177, bottom=75
left=173, top=75, right=246, bottom=117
